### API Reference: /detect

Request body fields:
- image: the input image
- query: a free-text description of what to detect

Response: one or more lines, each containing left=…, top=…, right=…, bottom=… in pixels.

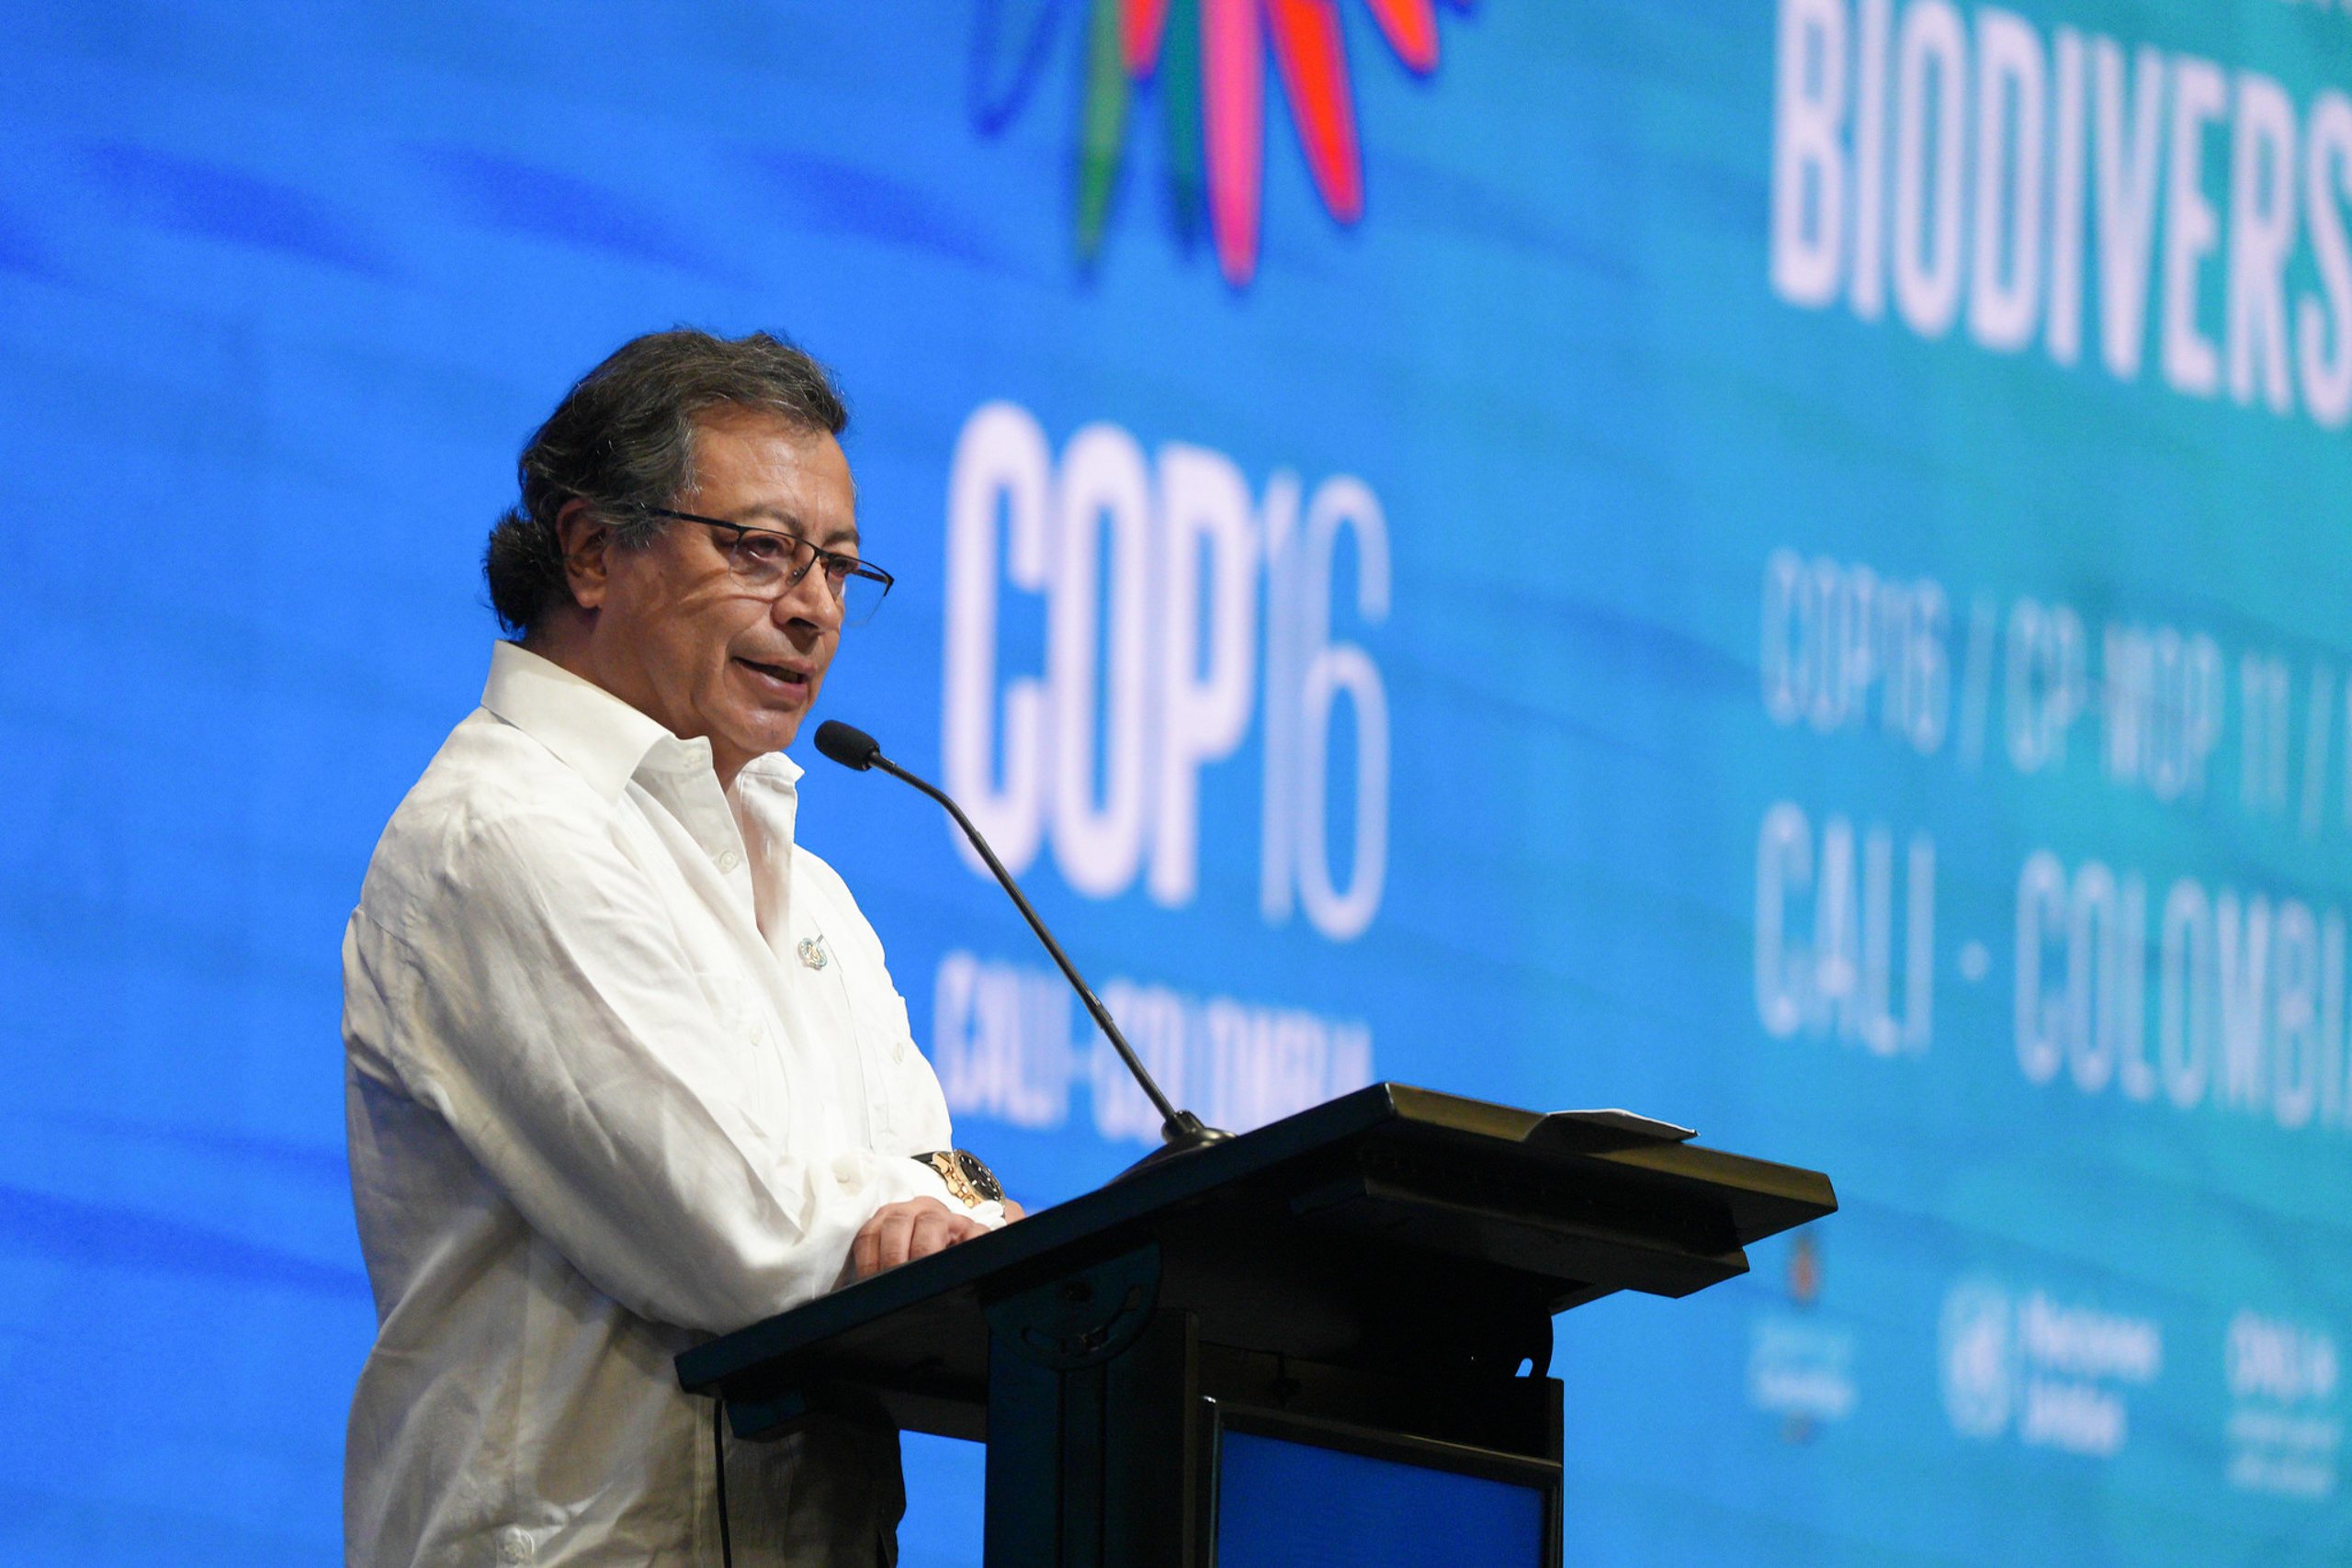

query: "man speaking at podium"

left=341, top=330, right=1011, bottom=1566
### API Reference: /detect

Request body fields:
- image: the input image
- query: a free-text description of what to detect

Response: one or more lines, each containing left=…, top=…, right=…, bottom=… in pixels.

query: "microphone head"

left=814, top=719, right=882, bottom=772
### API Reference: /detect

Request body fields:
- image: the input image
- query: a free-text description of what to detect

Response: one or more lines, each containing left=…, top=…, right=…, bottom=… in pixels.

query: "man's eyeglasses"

left=644, top=508, right=893, bottom=627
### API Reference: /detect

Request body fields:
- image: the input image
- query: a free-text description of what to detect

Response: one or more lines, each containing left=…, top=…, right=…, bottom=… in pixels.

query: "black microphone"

left=813, top=718, right=1232, bottom=1174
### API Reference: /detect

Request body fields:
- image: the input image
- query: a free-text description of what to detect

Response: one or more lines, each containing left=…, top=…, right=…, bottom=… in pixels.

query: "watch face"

left=953, top=1151, right=1004, bottom=1204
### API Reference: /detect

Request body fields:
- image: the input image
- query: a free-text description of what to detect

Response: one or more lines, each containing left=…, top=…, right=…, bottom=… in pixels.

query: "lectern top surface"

left=675, top=1082, right=1836, bottom=1400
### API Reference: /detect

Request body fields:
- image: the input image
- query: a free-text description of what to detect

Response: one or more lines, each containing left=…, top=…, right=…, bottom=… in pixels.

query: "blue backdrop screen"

left=3, top=1, right=2347, bottom=1562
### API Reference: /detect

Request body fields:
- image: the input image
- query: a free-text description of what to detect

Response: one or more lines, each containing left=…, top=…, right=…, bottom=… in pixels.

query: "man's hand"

left=850, top=1198, right=991, bottom=1280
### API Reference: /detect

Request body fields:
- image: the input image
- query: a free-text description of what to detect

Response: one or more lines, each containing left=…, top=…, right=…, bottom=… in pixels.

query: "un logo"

left=1939, top=1280, right=2016, bottom=1441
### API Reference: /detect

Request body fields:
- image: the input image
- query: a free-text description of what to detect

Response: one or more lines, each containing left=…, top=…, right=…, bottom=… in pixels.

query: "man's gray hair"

left=483, top=328, right=850, bottom=637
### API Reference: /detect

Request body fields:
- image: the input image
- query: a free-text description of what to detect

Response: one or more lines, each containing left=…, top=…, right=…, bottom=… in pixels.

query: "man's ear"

left=554, top=498, right=613, bottom=611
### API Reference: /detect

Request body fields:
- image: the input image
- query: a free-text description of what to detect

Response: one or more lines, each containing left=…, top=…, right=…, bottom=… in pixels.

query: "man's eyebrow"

left=738, top=505, right=855, bottom=541
left=733, top=505, right=859, bottom=553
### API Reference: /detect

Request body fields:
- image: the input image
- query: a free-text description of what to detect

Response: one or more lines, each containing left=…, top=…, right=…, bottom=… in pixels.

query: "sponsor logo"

left=1939, top=1280, right=2017, bottom=1439
left=1749, top=1233, right=1858, bottom=1442
left=2225, top=1310, right=2341, bottom=1500
left=1938, top=1279, right=2162, bottom=1457
left=970, top=0, right=1475, bottom=286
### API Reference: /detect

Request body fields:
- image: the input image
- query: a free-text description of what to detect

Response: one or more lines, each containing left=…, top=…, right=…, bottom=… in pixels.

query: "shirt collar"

left=480, top=642, right=808, bottom=802
left=733, top=747, right=803, bottom=845
left=735, top=749, right=804, bottom=794
left=481, top=642, right=685, bottom=800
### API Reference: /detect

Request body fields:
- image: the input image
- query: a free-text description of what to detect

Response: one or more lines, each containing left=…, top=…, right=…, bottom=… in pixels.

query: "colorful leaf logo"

left=978, top=0, right=1474, bottom=288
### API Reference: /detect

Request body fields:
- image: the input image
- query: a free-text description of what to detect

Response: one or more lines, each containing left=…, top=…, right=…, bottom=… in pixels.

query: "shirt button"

left=893, top=1039, right=906, bottom=1064
left=498, top=1529, right=534, bottom=1564
left=716, top=849, right=741, bottom=872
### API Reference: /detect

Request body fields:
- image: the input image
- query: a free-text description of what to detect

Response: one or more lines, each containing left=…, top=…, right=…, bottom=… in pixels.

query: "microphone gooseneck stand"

left=812, top=718, right=1232, bottom=1175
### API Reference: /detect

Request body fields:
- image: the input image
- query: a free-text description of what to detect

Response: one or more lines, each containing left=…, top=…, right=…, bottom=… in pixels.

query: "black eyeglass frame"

left=640, top=506, right=894, bottom=621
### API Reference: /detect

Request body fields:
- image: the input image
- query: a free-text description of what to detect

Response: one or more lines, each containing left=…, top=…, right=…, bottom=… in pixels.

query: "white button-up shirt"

left=342, top=643, right=987, bottom=1567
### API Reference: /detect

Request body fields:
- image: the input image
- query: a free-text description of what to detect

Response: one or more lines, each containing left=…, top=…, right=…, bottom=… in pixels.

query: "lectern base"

left=978, top=1242, right=1561, bottom=1568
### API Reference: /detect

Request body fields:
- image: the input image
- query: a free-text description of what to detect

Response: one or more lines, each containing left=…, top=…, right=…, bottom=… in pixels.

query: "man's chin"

left=749, top=710, right=808, bottom=757
left=700, top=712, right=806, bottom=776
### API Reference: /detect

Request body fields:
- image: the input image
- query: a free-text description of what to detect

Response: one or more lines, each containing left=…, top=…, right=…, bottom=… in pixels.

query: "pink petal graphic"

left=1203, top=0, right=1264, bottom=285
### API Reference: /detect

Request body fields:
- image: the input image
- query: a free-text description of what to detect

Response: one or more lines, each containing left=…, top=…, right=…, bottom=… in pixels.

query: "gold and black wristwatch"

left=914, top=1149, right=1004, bottom=1209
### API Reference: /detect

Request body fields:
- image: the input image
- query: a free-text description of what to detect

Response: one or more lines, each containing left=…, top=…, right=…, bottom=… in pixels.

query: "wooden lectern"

left=675, top=1084, right=1837, bottom=1567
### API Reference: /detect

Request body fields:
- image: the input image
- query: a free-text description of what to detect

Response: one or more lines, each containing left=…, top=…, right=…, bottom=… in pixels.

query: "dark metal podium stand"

left=675, top=1084, right=1837, bottom=1567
